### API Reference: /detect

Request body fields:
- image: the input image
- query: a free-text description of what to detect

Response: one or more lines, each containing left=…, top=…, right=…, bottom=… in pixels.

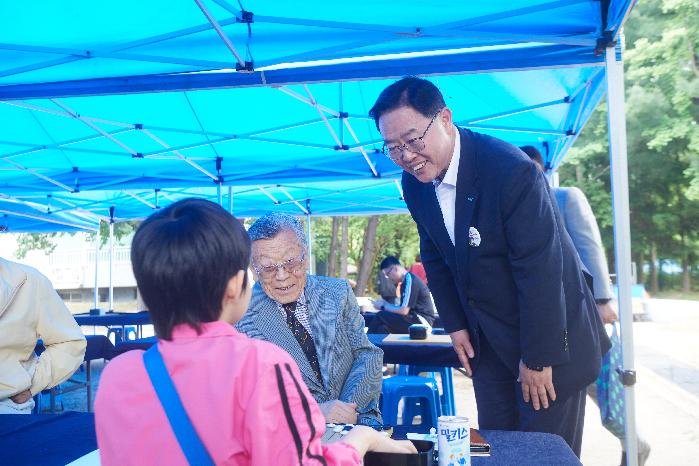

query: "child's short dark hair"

left=131, top=198, right=251, bottom=340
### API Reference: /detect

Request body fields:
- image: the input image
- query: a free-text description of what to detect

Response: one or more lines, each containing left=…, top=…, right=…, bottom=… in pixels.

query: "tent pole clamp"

left=616, top=368, right=637, bottom=386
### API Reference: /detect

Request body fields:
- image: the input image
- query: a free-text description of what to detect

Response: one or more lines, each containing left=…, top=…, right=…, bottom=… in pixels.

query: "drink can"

left=437, top=415, right=470, bottom=466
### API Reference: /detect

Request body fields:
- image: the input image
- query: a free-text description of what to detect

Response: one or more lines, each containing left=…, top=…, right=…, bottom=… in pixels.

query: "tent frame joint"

left=616, top=368, right=637, bottom=386
left=236, top=60, right=254, bottom=72
left=237, top=10, right=254, bottom=24
left=594, top=31, right=616, bottom=56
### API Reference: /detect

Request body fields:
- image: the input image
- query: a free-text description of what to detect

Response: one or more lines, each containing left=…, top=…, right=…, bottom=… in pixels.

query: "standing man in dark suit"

left=369, top=77, right=610, bottom=456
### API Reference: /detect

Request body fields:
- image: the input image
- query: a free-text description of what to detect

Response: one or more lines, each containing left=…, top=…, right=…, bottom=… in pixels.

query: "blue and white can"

left=438, top=415, right=470, bottom=466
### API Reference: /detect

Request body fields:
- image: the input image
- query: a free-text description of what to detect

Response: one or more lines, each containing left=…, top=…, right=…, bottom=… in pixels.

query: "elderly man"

left=236, top=213, right=383, bottom=426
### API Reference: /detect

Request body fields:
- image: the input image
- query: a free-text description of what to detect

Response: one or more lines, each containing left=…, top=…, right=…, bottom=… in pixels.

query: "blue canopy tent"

left=0, top=67, right=605, bottom=201
left=0, top=1, right=641, bottom=463
left=2, top=0, right=624, bottom=92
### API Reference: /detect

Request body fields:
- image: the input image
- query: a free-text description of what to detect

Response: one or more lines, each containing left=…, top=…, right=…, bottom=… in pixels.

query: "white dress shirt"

left=434, top=128, right=461, bottom=245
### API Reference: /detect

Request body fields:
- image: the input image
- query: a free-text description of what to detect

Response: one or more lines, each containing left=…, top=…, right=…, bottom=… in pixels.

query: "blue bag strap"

left=143, top=345, right=215, bottom=466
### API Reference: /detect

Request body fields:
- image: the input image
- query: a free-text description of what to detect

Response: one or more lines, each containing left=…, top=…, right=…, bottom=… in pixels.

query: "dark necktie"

left=283, top=302, right=324, bottom=387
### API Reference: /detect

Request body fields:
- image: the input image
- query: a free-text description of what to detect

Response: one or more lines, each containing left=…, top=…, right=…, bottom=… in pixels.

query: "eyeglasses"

left=381, top=109, right=442, bottom=161
left=253, top=253, right=306, bottom=280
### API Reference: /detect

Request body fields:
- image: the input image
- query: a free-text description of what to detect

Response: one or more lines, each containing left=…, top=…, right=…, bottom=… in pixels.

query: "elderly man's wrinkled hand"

left=320, top=400, right=358, bottom=424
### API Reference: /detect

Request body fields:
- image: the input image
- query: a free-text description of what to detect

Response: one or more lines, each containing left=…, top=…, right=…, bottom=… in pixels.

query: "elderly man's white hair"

left=247, top=212, right=307, bottom=247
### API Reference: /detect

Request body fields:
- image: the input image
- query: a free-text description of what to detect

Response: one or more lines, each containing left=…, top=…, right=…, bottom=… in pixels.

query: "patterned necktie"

left=283, top=302, right=324, bottom=387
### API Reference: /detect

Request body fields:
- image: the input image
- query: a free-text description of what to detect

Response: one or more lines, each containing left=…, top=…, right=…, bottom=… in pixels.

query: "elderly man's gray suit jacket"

left=236, top=275, right=383, bottom=424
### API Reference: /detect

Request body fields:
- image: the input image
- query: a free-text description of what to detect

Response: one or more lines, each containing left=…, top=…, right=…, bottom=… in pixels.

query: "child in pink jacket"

left=95, top=198, right=414, bottom=465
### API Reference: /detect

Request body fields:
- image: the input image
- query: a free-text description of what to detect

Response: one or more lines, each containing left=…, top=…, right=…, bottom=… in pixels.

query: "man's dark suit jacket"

left=403, top=128, right=611, bottom=398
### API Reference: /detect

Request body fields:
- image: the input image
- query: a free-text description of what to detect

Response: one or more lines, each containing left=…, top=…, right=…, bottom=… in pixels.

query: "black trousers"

left=366, top=310, right=418, bottom=334
left=472, top=332, right=586, bottom=457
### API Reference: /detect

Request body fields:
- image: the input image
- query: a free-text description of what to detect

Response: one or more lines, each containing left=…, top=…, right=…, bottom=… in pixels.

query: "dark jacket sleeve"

left=501, top=161, right=569, bottom=368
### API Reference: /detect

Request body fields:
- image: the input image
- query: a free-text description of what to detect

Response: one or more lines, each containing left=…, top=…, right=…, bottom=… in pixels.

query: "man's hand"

left=596, top=302, right=618, bottom=324
left=449, top=329, right=475, bottom=376
left=10, top=389, right=32, bottom=404
left=319, top=400, right=358, bottom=424
left=518, top=361, right=556, bottom=410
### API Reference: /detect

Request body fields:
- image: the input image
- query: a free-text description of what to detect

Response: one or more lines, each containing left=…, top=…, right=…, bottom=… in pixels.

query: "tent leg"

left=93, top=220, right=100, bottom=311
left=605, top=45, right=638, bottom=466
left=228, top=186, right=233, bottom=214
left=108, top=222, right=114, bottom=312
left=306, top=214, right=313, bottom=274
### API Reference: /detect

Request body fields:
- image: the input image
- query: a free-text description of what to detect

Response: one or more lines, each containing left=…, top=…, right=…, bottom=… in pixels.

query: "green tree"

left=15, top=233, right=60, bottom=259
left=558, top=0, right=699, bottom=293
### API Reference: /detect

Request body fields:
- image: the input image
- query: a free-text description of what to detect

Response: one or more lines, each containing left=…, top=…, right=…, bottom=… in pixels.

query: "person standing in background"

left=521, top=144, right=650, bottom=466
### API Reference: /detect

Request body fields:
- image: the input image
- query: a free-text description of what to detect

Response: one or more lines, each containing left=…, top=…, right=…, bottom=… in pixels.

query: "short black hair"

left=131, top=198, right=251, bottom=340
left=380, top=255, right=402, bottom=270
left=369, top=77, right=446, bottom=129
left=520, top=145, right=545, bottom=171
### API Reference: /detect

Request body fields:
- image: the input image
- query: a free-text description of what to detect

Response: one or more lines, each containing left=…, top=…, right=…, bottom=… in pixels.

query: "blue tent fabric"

left=0, top=0, right=636, bottom=231
left=0, top=198, right=97, bottom=232
left=1, top=0, right=623, bottom=88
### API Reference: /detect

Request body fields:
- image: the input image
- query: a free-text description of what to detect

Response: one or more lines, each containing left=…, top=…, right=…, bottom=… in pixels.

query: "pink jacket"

left=95, top=320, right=361, bottom=466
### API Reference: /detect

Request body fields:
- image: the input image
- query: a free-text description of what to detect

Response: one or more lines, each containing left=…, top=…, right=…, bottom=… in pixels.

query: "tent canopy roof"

left=0, top=0, right=634, bottom=99
left=0, top=0, right=636, bottom=231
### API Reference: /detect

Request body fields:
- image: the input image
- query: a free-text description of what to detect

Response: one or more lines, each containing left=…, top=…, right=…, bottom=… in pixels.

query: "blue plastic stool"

left=123, top=326, right=137, bottom=341
left=107, top=327, right=123, bottom=344
left=107, top=326, right=137, bottom=343
left=381, top=375, right=441, bottom=429
left=399, top=365, right=456, bottom=416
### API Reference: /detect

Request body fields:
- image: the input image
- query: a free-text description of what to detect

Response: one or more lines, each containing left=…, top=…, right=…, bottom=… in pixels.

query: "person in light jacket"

left=0, top=257, right=86, bottom=414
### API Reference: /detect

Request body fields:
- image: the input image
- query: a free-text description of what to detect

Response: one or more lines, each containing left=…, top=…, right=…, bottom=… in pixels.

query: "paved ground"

left=54, top=298, right=699, bottom=465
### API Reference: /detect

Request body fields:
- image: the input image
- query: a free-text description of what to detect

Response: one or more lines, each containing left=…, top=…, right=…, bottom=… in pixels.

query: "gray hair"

left=247, top=212, right=307, bottom=247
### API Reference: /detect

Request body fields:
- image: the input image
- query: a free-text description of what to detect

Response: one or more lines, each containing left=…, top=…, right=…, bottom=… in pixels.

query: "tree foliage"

left=312, top=214, right=420, bottom=294
left=560, top=0, right=699, bottom=292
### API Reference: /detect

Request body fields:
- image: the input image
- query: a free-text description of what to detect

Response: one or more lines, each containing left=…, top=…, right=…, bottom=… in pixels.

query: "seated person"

left=236, top=213, right=384, bottom=426
left=368, top=256, right=436, bottom=334
left=0, top=257, right=86, bottom=414
left=95, top=199, right=414, bottom=466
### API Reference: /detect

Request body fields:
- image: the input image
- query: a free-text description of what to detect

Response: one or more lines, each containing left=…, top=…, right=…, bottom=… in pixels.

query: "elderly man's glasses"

left=253, top=253, right=306, bottom=279
left=381, top=109, right=442, bottom=161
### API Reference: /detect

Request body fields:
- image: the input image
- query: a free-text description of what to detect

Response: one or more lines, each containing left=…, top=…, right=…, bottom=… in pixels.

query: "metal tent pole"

left=306, top=213, right=313, bottom=274
left=108, top=221, right=114, bottom=312
left=605, top=44, right=638, bottom=466
left=93, top=220, right=100, bottom=311
left=108, top=207, right=115, bottom=313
